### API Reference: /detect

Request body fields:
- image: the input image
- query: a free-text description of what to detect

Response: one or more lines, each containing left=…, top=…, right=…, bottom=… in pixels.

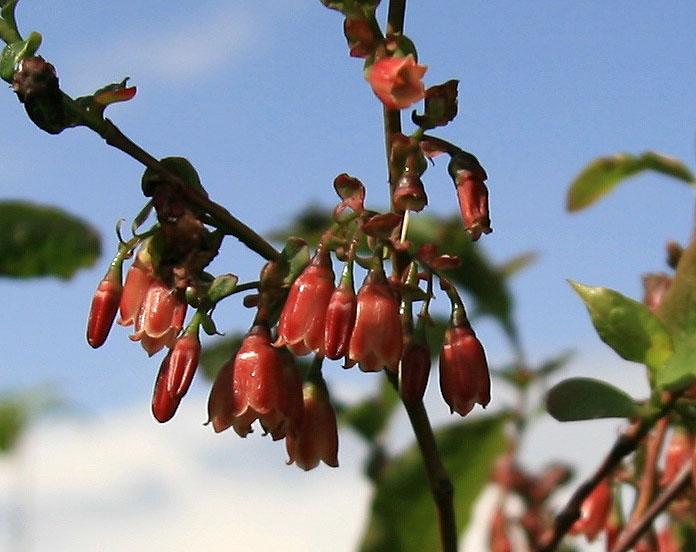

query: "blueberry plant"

left=4, top=1, right=696, bottom=551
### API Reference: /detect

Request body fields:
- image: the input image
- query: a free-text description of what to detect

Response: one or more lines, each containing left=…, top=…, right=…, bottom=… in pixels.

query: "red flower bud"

left=439, top=325, right=490, bottom=416
left=130, top=279, right=187, bottom=356
left=275, top=248, right=335, bottom=356
left=661, top=431, right=694, bottom=486
left=86, top=267, right=122, bottom=348
left=399, top=339, right=430, bottom=402
left=286, top=380, right=339, bottom=470
left=368, top=54, right=427, bottom=110
left=323, top=264, right=357, bottom=360
left=569, top=479, right=612, bottom=542
left=347, top=267, right=403, bottom=372
left=207, top=325, right=304, bottom=439
left=151, top=332, right=201, bottom=423
left=657, top=527, right=680, bottom=552
left=118, top=256, right=155, bottom=327
left=454, top=169, right=491, bottom=241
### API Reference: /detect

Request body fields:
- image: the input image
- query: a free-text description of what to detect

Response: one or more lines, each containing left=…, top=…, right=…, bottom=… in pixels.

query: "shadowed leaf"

left=546, top=377, right=639, bottom=421
left=359, top=415, right=507, bottom=552
left=0, top=201, right=100, bottom=279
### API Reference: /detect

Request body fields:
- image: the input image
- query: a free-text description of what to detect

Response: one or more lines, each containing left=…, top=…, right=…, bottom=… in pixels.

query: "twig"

left=610, top=459, right=692, bottom=552
left=537, top=394, right=679, bottom=552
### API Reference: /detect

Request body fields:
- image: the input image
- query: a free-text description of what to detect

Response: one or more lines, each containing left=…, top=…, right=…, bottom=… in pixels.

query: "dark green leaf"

left=546, top=377, right=639, bottom=421
left=0, top=201, right=100, bottom=279
left=567, top=152, right=694, bottom=212
left=359, top=415, right=507, bottom=552
left=279, top=237, right=310, bottom=286
left=570, top=281, right=672, bottom=371
left=141, top=157, right=207, bottom=197
left=338, top=377, right=399, bottom=442
left=268, top=206, right=334, bottom=249
left=199, top=334, right=244, bottom=380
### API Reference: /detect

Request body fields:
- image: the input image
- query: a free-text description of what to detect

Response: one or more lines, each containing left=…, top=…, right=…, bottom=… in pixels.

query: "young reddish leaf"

left=361, top=212, right=402, bottom=239
left=333, top=173, right=365, bottom=217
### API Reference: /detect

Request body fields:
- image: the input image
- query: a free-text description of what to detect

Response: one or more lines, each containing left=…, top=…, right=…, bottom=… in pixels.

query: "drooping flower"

left=368, top=54, right=427, bottom=110
left=660, top=430, right=694, bottom=486
left=323, top=263, right=357, bottom=361
left=448, top=153, right=491, bottom=241
left=286, top=379, right=339, bottom=471
left=86, top=264, right=122, bottom=348
left=347, top=265, right=403, bottom=372
left=399, top=338, right=431, bottom=402
left=275, top=247, right=335, bottom=356
left=151, top=330, right=201, bottom=423
left=207, top=324, right=303, bottom=439
left=129, top=279, right=187, bottom=356
left=439, top=324, right=490, bottom=416
left=569, top=479, right=612, bottom=542
left=118, top=254, right=155, bottom=327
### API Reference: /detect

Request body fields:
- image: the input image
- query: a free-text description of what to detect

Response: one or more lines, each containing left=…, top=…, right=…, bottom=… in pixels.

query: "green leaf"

left=497, top=251, right=538, bottom=279
left=268, top=206, right=334, bottom=248
left=0, top=32, right=42, bottom=82
left=653, top=236, right=696, bottom=389
left=546, top=377, right=640, bottom=421
left=141, top=156, right=207, bottom=198
left=279, top=237, right=310, bottom=287
left=338, top=377, right=399, bottom=442
left=359, top=415, right=507, bottom=552
left=569, top=281, right=672, bottom=371
left=0, top=201, right=100, bottom=279
left=207, top=273, right=238, bottom=303
left=654, top=337, right=696, bottom=390
left=567, top=152, right=694, bottom=212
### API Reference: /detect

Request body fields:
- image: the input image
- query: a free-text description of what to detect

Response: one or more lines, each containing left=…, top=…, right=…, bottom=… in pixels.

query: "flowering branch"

left=611, top=460, right=692, bottom=552
left=538, top=393, right=680, bottom=552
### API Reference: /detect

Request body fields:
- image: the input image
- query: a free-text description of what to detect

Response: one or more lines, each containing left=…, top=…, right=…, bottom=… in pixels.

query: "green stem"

left=381, top=3, right=457, bottom=551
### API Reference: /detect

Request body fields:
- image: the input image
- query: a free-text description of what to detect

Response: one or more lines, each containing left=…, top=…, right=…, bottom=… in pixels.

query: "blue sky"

left=2, top=1, right=696, bottom=550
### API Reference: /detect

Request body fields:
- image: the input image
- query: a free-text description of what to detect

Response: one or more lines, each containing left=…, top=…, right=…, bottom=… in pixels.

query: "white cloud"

left=0, top=399, right=371, bottom=552
left=63, top=5, right=258, bottom=91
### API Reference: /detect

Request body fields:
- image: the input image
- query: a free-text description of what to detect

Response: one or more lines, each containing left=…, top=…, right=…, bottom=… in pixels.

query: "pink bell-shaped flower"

left=275, top=247, right=335, bottom=356
left=347, top=265, right=403, bottom=372
left=368, top=54, right=427, bottom=110
left=286, top=379, right=339, bottom=471
left=129, top=279, right=187, bottom=356
left=208, top=324, right=304, bottom=439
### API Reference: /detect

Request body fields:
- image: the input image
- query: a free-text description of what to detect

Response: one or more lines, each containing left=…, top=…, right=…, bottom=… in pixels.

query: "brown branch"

left=96, top=118, right=280, bottom=261
left=610, top=459, right=692, bottom=552
left=629, top=416, right=668, bottom=523
left=537, top=394, right=679, bottom=552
